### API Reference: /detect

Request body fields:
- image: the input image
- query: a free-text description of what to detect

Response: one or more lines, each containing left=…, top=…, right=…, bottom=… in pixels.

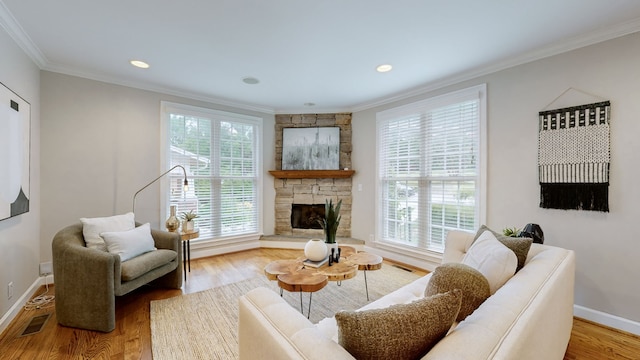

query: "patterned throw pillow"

left=425, top=263, right=490, bottom=321
left=336, top=289, right=462, bottom=360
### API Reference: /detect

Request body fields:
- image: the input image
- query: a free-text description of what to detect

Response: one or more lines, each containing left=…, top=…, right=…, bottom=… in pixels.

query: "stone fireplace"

left=271, top=113, right=353, bottom=239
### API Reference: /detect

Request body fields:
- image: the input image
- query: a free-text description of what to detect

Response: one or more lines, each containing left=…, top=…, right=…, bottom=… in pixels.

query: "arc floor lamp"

left=132, top=165, right=189, bottom=213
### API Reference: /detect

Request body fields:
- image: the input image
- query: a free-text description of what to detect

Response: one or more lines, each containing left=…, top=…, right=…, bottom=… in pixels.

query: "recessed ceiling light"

left=376, top=64, right=393, bottom=73
left=242, top=77, right=260, bottom=85
left=130, top=60, right=150, bottom=69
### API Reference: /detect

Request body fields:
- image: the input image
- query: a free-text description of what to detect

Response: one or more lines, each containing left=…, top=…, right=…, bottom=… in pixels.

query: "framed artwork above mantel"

left=282, top=127, right=340, bottom=170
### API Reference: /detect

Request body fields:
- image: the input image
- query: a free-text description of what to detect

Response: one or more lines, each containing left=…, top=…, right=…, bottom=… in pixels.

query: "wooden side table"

left=265, top=261, right=328, bottom=318
left=347, top=252, right=383, bottom=300
left=180, top=229, right=199, bottom=281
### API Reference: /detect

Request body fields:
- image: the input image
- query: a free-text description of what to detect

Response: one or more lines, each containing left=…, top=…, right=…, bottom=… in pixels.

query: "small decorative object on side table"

left=180, top=210, right=199, bottom=232
left=165, top=205, right=180, bottom=232
left=180, top=228, right=199, bottom=281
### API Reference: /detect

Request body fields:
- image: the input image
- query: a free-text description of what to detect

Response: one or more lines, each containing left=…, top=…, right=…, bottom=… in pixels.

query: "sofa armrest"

left=442, top=230, right=475, bottom=264
left=239, top=287, right=355, bottom=360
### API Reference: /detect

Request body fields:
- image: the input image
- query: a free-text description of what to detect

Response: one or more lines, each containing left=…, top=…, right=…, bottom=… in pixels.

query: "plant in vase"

left=318, top=198, right=341, bottom=262
left=502, top=226, right=521, bottom=237
left=180, top=210, right=199, bottom=232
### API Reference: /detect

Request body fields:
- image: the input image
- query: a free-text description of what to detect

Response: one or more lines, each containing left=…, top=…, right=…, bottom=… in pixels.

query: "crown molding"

left=42, top=62, right=276, bottom=115
left=0, top=1, right=47, bottom=68
left=351, top=17, right=640, bottom=113
left=3, top=0, right=640, bottom=115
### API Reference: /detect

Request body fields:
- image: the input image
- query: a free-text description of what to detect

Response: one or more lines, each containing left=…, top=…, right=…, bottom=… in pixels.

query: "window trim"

left=160, top=101, right=263, bottom=242
left=374, top=84, right=487, bottom=256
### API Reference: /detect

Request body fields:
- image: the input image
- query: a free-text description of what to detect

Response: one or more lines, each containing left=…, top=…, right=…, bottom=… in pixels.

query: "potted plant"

left=318, top=199, right=341, bottom=252
left=502, top=226, right=520, bottom=237
left=180, top=210, right=199, bottom=232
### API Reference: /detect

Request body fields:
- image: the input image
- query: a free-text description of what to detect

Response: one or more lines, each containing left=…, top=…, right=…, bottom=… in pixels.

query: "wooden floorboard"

left=0, top=247, right=638, bottom=359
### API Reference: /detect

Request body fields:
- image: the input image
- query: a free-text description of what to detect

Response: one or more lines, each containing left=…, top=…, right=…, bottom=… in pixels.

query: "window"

left=376, top=85, right=486, bottom=253
left=162, top=102, right=262, bottom=241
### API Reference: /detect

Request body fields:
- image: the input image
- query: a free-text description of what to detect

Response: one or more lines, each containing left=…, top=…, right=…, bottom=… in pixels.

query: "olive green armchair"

left=52, top=223, right=182, bottom=332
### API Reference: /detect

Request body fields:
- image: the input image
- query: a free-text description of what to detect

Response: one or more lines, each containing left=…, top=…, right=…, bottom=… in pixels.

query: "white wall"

left=352, top=31, right=640, bottom=327
left=40, top=72, right=275, bottom=265
left=0, top=28, right=40, bottom=323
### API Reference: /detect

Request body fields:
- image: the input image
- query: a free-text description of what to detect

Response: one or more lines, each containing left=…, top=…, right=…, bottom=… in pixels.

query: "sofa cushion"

left=101, top=223, right=156, bottom=262
left=474, top=225, right=533, bottom=271
left=335, top=289, right=462, bottom=360
left=80, top=212, right=135, bottom=251
left=425, top=263, right=490, bottom=321
left=462, top=230, right=517, bottom=294
left=121, top=249, right=177, bottom=281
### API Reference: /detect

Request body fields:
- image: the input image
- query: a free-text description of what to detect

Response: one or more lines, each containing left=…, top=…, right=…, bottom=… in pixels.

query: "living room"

left=2, top=1, right=640, bottom=358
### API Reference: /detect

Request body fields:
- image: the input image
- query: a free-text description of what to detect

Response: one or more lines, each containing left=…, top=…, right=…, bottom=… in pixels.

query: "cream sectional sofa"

left=238, top=230, right=575, bottom=359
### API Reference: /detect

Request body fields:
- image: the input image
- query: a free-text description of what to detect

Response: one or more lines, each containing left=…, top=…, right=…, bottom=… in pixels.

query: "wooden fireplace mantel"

left=268, top=170, right=355, bottom=179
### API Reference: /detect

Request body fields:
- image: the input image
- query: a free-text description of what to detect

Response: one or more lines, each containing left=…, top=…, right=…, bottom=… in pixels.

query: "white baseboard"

left=190, top=240, right=261, bottom=259
left=0, top=274, right=53, bottom=335
left=574, top=304, right=640, bottom=336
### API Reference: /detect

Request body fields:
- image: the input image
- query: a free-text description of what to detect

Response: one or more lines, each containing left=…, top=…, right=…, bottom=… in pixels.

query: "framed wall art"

left=282, top=127, right=339, bottom=170
left=0, top=82, right=31, bottom=221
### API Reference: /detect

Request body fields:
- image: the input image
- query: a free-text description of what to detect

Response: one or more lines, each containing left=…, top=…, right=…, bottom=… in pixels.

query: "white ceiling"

left=2, top=0, right=640, bottom=114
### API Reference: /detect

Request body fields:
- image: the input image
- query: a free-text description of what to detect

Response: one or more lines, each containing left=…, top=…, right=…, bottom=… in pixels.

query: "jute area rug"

left=150, top=264, right=421, bottom=360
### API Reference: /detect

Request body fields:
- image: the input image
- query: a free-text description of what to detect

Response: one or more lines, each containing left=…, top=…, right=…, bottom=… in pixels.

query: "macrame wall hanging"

left=538, top=96, right=611, bottom=212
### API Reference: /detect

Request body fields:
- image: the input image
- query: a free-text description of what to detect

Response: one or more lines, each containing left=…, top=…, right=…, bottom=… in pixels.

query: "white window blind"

left=377, top=85, right=486, bottom=253
left=163, top=103, right=261, bottom=240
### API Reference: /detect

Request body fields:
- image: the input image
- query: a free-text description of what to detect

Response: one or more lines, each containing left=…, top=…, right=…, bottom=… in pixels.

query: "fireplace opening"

left=291, top=204, right=325, bottom=229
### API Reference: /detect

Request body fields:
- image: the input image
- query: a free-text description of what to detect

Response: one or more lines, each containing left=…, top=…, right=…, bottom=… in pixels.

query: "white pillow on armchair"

left=101, top=223, right=157, bottom=262
left=80, top=212, right=135, bottom=251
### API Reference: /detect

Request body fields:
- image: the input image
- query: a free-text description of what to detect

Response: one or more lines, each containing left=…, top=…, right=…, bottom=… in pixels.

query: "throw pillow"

left=425, top=263, right=490, bottom=321
left=335, top=289, right=462, bottom=360
left=80, top=212, right=135, bottom=251
left=473, top=225, right=533, bottom=271
left=462, top=230, right=517, bottom=294
left=101, top=223, right=156, bottom=262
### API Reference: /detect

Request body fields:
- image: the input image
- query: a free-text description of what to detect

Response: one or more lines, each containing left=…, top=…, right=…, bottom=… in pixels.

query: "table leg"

left=299, top=291, right=303, bottom=313
left=182, top=241, right=187, bottom=281
left=296, top=291, right=314, bottom=319
left=364, top=270, right=370, bottom=301
left=187, top=239, right=191, bottom=272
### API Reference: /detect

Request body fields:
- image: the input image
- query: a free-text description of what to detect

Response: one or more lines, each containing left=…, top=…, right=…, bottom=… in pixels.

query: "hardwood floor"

left=0, top=248, right=638, bottom=359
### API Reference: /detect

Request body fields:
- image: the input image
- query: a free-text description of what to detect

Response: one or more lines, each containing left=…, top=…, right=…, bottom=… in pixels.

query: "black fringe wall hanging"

left=538, top=101, right=610, bottom=212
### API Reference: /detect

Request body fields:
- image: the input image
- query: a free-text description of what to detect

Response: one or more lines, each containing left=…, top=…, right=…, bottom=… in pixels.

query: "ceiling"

left=2, top=0, right=640, bottom=114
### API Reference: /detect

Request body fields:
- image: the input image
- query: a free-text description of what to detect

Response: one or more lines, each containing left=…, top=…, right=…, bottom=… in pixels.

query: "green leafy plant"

left=502, top=226, right=520, bottom=237
left=180, top=210, right=199, bottom=222
left=318, top=199, right=341, bottom=244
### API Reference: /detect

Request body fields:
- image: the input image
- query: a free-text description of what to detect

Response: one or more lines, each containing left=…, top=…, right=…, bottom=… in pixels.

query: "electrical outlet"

left=7, top=282, right=13, bottom=300
left=369, top=234, right=374, bottom=242
left=39, top=262, right=53, bottom=276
